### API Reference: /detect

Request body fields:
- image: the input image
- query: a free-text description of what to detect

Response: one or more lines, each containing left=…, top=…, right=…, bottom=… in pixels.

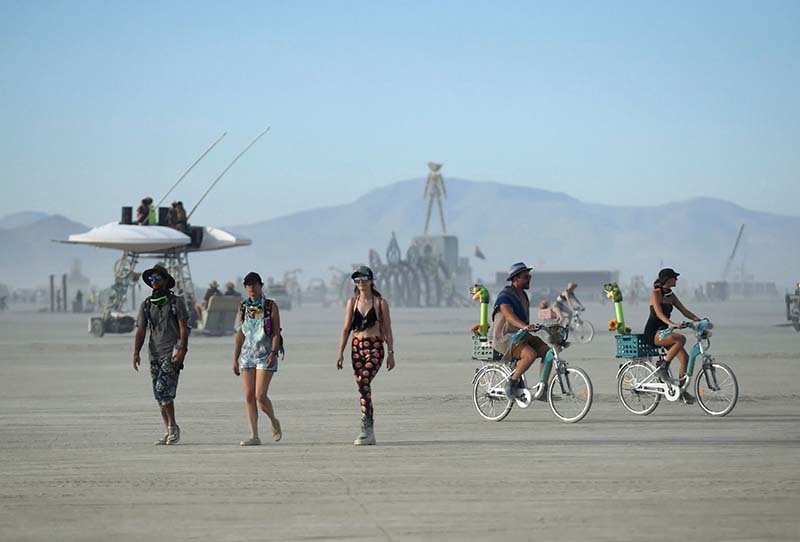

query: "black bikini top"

left=351, top=298, right=379, bottom=332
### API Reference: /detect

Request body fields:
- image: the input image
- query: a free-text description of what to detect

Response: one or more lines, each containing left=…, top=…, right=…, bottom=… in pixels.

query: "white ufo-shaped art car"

left=64, top=223, right=250, bottom=253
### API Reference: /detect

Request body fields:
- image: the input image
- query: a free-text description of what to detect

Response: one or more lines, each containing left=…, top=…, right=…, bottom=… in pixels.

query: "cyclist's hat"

left=351, top=265, right=374, bottom=280
left=142, top=264, right=176, bottom=289
left=243, top=272, right=263, bottom=286
left=506, top=262, right=533, bottom=281
left=658, top=268, right=680, bottom=280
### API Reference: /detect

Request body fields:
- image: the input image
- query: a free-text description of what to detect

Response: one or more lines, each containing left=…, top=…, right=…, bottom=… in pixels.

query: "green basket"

left=615, top=334, right=660, bottom=358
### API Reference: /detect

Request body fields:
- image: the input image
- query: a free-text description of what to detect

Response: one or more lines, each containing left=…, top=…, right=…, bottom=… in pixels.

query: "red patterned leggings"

left=351, top=336, right=384, bottom=418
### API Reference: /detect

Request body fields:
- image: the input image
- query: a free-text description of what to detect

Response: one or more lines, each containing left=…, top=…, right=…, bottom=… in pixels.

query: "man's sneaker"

left=681, top=391, right=696, bottom=405
left=240, top=436, right=261, bottom=446
left=166, top=425, right=180, bottom=445
left=271, top=419, right=282, bottom=442
left=154, top=432, right=169, bottom=445
left=503, top=378, right=519, bottom=400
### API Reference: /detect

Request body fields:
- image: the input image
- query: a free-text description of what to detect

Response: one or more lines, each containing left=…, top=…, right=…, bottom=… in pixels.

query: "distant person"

left=232, top=272, right=282, bottom=446
left=136, top=197, right=156, bottom=225
left=74, top=290, right=84, bottom=313
left=335, top=266, right=395, bottom=446
left=195, top=280, right=222, bottom=318
left=554, top=282, right=585, bottom=327
left=537, top=299, right=562, bottom=323
left=132, top=265, right=190, bottom=445
left=170, top=201, right=187, bottom=231
left=492, top=262, right=549, bottom=401
left=224, top=281, right=241, bottom=297
left=643, top=268, right=702, bottom=404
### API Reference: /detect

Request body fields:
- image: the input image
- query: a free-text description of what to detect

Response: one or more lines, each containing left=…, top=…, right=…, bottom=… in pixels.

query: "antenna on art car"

left=156, top=132, right=228, bottom=208
left=187, top=127, right=270, bottom=220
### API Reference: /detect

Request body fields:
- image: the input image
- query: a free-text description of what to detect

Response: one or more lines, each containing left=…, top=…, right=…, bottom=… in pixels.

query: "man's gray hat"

left=506, top=262, right=533, bottom=281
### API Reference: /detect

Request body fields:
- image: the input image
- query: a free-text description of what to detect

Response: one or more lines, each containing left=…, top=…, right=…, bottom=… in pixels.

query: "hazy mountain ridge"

left=2, top=179, right=798, bottom=290
left=0, top=214, right=117, bottom=288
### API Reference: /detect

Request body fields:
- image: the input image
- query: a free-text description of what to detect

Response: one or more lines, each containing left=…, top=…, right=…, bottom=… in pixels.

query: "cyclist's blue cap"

left=506, top=262, right=533, bottom=281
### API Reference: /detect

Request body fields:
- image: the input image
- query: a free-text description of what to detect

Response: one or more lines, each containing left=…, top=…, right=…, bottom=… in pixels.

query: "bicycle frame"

left=618, top=320, right=722, bottom=398
left=471, top=326, right=568, bottom=390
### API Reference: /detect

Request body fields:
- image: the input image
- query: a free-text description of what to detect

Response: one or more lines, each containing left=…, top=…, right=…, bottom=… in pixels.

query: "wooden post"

left=50, top=275, right=55, bottom=312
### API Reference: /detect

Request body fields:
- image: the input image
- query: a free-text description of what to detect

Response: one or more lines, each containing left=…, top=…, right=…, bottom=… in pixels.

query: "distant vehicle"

left=60, top=131, right=265, bottom=337
left=266, top=284, right=292, bottom=311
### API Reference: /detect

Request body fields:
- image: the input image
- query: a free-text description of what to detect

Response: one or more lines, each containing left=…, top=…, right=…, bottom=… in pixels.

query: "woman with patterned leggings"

left=336, top=265, right=395, bottom=445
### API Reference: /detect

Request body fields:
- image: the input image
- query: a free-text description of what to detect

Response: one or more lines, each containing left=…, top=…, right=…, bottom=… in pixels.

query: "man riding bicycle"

left=554, top=282, right=585, bottom=328
left=492, top=262, right=550, bottom=400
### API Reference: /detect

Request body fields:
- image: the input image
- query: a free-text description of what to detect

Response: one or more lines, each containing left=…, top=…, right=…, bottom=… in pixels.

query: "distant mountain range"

left=2, top=178, right=798, bottom=290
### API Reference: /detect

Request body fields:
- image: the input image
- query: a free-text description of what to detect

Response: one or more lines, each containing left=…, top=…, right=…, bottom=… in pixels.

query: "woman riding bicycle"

left=644, top=268, right=701, bottom=404
left=554, top=282, right=584, bottom=327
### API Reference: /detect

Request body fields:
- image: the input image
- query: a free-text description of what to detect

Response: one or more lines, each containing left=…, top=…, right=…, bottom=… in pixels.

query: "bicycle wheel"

left=572, top=319, right=594, bottom=344
left=472, top=364, right=514, bottom=422
left=617, top=361, right=660, bottom=415
left=548, top=366, right=593, bottom=423
left=695, top=362, right=738, bottom=417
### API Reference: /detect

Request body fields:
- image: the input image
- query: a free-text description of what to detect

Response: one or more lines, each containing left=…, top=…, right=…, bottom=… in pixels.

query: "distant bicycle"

left=471, top=325, right=593, bottom=423
left=616, top=320, right=738, bottom=417
left=567, top=307, right=594, bottom=344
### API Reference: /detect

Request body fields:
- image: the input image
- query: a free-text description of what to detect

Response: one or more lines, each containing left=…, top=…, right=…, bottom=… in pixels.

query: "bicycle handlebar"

left=664, top=318, right=713, bottom=335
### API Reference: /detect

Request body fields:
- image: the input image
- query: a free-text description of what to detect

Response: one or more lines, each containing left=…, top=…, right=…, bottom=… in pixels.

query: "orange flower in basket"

left=608, top=319, right=618, bottom=331
left=470, top=324, right=481, bottom=335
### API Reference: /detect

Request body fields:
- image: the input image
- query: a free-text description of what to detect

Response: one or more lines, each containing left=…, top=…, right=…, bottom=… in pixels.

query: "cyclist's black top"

left=351, top=298, right=379, bottom=332
left=643, top=288, right=674, bottom=346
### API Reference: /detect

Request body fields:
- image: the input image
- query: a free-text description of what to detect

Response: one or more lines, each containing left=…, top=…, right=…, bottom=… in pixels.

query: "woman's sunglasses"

left=353, top=277, right=371, bottom=284
left=148, top=274, right=165, bottom=282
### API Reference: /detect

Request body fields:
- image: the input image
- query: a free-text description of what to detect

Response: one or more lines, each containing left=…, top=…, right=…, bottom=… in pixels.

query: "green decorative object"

left=603, top=282, right=628, bottom=334
left=469, top=284, right=490, bottom=336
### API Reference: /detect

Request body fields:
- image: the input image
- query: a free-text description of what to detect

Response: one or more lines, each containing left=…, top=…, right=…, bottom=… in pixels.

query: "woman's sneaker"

left=681, top=391, right=696, bottom=405
left=154, top=432, right=169, bottom=445
left=240, top=436, right=261, bottom=446
left=354, top=416, right=376, bottom=446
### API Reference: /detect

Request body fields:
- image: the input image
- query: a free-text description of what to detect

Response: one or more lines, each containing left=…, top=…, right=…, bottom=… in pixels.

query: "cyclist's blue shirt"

left=494, top=286, right=529, bottom=324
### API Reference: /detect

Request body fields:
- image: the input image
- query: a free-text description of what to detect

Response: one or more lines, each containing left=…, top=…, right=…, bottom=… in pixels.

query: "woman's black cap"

left=658, top=268, right=680, bottom=280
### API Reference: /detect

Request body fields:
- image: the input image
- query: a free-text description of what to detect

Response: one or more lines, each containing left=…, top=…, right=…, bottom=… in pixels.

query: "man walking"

left=133, top=264, right=190, bottom=445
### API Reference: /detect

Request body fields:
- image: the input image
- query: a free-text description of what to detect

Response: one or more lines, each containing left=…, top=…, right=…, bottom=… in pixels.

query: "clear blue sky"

left=1, top=1, right=798, bottom=227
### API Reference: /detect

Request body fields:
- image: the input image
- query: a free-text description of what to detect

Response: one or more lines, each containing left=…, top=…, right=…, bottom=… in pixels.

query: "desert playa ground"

left=1, top=299, right=798, bottom=541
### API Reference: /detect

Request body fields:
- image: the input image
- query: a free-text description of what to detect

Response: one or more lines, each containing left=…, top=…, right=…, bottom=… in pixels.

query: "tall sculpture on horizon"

left=423, top=161, right=447, bottom=236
